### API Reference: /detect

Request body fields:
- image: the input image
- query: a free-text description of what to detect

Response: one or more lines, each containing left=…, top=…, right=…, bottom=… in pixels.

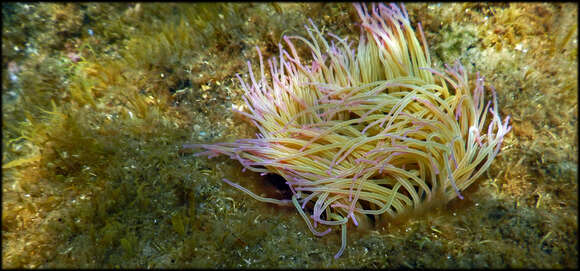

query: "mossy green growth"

left=120, top=230, right=139, bottom=258
left=430, top=23, right=478, bottom=64
left=171, top=209, right=188, bottom=237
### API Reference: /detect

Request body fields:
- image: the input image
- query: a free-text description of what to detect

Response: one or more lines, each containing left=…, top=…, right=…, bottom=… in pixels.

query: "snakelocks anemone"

left=189, top=3, right=511, bottom=258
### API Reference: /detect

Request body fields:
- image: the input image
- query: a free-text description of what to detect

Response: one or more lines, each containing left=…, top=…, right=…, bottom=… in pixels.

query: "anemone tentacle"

left=193, top=3, right=511, bottom=259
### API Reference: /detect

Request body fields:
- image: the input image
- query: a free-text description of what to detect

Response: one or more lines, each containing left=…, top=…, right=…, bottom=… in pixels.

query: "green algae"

left=2, top=2, right=577, bottom=268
